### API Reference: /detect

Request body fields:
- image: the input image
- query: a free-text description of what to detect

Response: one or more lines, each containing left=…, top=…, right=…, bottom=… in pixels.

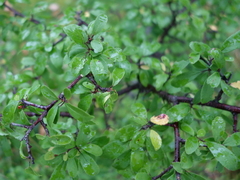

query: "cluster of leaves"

left=1, top=0, right=240, bottom=180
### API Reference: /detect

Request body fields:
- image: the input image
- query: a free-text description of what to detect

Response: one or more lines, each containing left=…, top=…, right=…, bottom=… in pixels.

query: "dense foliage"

left=1, top=0, right=240, bottom=179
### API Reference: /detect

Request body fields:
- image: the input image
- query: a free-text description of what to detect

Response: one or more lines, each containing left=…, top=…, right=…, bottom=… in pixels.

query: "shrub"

left=0, top=0, right=240, bottom=179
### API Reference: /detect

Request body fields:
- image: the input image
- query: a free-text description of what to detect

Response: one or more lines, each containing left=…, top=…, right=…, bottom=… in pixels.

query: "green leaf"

left=221, top=80, right=235, bottom=97
left=223, top=132, right=240, bottom=146
left=161, top=56, right=171, bottom=69
left=181, top=152, right=193, bottom=169
left=189, top=42, right=210, bottom=53
left=66, top=158, right=78, bottom=178
left=63, top=88, right=71, bottom=99
left=28, top=82, right=41, bottom=97
left=25, top=167, right=41, bottom=176
left=103, top=140, right=126, bottom=159
left=132, top=130, right=147, bottom=148
left=171, top=70, right=201, bottom=87
left=44, top=42, right=53, bottom=52
left=41, top=85, right=58, bottom=100
left=221, top=30, right=240, bottom=53
left=131, top=149, right=146, bottom=172
left=23, top=41, right=41, bottom=50
left=192, top=16, right=205, bottom=30
left=209, top=48, right=224, bottom=68
left=112, top=68, right=125, bottom=86
left=50, top=51, right=63, bottom=69
left=52, top=147, right=67, bottom=155
left=88, top=14, right=108, bottom=35
left=63, top=153, right=68, bottom=161
left=200, top=80, right=214, bottom=103
left=139, top=42, right=161, bottom=56
left=112, top=150, right=131, bottom=170
left=63, top=24, right=87, bottom=46
left=19, top=110, right=30, bottom=125
left=80, top=152, right=100, bottom=175
left=19, top=141, right=27, bottom=159
left=82, top=82, right=95, bottom=91
left=131, top=102, right=147, bottom=119
left=135, top=172, right=151, bottom=180
left=21, top=57, right=35, bottom=66
left=153, top=74, right=168, bottom=90
left=69, top=44, right=87, bottom=59
left=91, top=39, right=103, bottom=53
left=44, top=151, right=55, bottom=161
left=212, top=116, right=226, bottom=142
left=115, top=124, right=139, bottom=142
left=66, top=103, right=94, bottom=124
left=96, top=92, right=111, bottom=109
left=70, top=56, right=87, bottom=75
left=172, top=162, right=184, bottom=173
left=131, top=116, right=148, bottom=126
left=47, top=106, right=59, bottom=127
left=149, top=130, right=162, bottom=151
left=197, top=129, right=206, bottom=137
left=90, top=59, right=108, bottom=83
left=180, top=123, right=195, bottom=136
left=78, top=94, right=93, bottom=111
left=167, top=103, right=190, bottom=122
left=2, top=100, right=19, bottom=126
left=50, top=162, right=65, bottom=180
left=82, top=144, right=102, bottom=156
left=183, top=172, right=205, bottom=180
left=180, top=0, right=191, bottom=9
left=185, top=136, right=199, bottom=154
left=91, top=136, right=109, bottom=147
left=189, top=52, right=200, bottom=64
left=139, top=70, right=149, bottom=87
left=207, top=72, right=221, bottom=88
left=206, top=141, right=238, bottom=171
left=50, top=135, right=72, bottom=145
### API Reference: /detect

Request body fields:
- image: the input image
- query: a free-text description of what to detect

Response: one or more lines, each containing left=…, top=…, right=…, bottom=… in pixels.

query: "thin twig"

left=21, top=99, right=48, bottom=110
left=67, top=74, right=83, bottom=89
left=232, top=113, right=239, bottom=133
left=86, top=73, right=112, bottom=93
left=152, top=165, right=173, bottom=180
left=53, top=33, right=67, bottom=46
left=3, top=2, right=40, bottom=24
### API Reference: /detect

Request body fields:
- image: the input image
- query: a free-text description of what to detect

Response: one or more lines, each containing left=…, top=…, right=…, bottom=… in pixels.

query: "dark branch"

left=117, top=83, right=140, bottom=95
left=152, top=165, right=173, bottom=180
left=3, top=2, right=40, bottom=24
left=200, top=56, right=211, bottom=66
left=86, top=73, right=112, bottom=93
left=67, top=74, right=83, bottom=89
left=3, top=2, right=25, bottom=17
left=158, top=90, right=240, bottom=114
left=171, top=123, right=181, bottom=162
left=24, top=111, right=72, bottom=118
left=53, top=33, right=67, bottom=47
left=21, top=99, right=48, bottom=110
left=232, top=113, right=239, bottom=133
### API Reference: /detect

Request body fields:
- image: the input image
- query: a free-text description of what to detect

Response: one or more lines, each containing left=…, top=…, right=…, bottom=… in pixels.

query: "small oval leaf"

left=149, top=130, right=162, bottom=151
left=41, top=85, right=58, bottom=100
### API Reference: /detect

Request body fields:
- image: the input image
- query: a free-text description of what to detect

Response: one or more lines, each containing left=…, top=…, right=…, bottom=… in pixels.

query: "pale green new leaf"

left=149, top=130, right=162, bottom=151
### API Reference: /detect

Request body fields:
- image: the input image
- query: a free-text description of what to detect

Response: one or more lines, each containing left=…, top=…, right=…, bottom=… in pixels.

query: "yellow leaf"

left=230, top=81, right=240, bottom=89
left=150, top=114, right=169, bottom=125
left=140, top=65, right=150, bottom=70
